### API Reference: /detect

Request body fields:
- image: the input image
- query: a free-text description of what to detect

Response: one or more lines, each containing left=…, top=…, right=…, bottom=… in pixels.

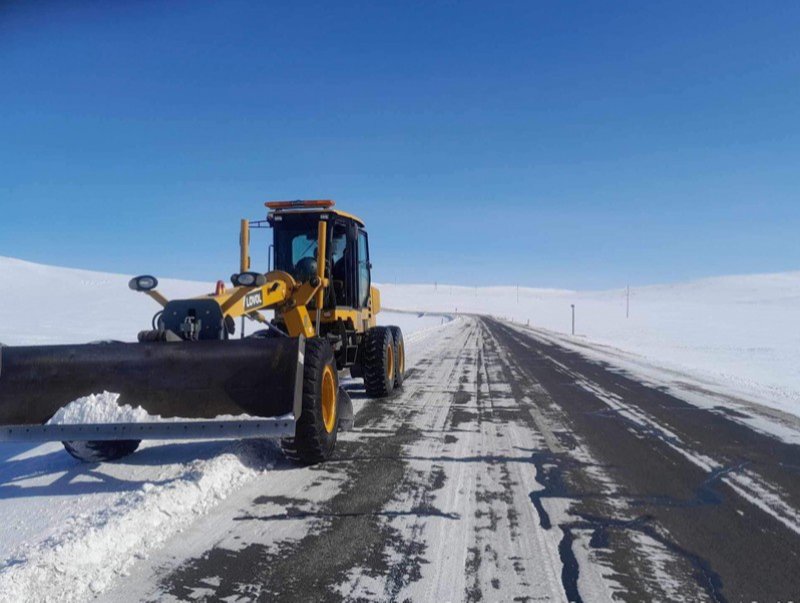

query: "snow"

left=0, top=256, right=203, bottom=346
left=378, top=272, right=800, bottom=418
left=0, top=440, right=278, bottom=603
left=46, top=392, right=291, bottom=426
left=47, top=393, right=153, bottom=425
left=377, top=308, right=452, bottom=335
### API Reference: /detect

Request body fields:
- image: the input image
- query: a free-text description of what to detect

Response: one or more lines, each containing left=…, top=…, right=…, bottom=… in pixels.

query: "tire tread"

left=363, top=327, right=395, bottom=398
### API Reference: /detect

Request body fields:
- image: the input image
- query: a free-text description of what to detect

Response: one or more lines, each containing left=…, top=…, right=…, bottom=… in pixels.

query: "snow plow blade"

left=0, top=338, right=304, bottom=441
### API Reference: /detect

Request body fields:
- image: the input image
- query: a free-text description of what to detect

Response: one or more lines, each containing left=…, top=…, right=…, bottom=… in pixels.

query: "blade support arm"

left=146, top=290, right=169, bottom=308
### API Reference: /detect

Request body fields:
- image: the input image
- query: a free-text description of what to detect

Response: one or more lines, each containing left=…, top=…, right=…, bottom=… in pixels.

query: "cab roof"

left=265, top=200, right=365, bottom=226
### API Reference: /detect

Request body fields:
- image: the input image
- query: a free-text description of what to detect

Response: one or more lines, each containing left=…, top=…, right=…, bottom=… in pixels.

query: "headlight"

left=129, top=275, right=158, bottom=291
left=231, top=272, right=267, bottom=287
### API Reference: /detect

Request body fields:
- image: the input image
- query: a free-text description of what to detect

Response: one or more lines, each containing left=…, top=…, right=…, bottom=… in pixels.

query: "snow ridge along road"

left=0, top=440, right=276, bottom=602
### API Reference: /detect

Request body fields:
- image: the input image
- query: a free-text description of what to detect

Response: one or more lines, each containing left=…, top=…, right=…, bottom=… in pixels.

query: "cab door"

left=356, top=229, right=371, bottom=309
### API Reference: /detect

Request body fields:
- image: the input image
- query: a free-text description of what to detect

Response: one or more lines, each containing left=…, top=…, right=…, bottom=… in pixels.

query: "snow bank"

left=0, top=440, right=277, bottom=603
left=0, top=257, right=205, bottom=345
left=377, top=309, right=452, bottom=337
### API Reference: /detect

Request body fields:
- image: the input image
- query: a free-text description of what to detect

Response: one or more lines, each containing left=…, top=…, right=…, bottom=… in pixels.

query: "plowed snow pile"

left=0, top=440, right=277, bottom=603
left=48, top=392, right=152, bottom=424
left=46, top=392, right=281, bottom=425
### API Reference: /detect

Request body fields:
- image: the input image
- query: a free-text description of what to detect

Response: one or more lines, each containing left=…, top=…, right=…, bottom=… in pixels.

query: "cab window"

left=357, top=230, right=370, bottom=308
left=330, top=224, right=349, bottom=306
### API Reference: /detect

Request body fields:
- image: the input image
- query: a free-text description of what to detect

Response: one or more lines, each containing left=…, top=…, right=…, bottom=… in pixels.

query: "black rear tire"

left=387, top=326, right=405, bottom=388
left=62, top=439, right=141, bottom=462
left=363, top=327, right=396, bottom=398
left=60, top=339, right=145, bottom=462
left=281, top=337, right=339, bottom=464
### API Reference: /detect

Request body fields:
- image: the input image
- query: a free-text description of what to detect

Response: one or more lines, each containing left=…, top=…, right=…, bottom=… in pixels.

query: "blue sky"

left=1, top=1, right=798, bottom=289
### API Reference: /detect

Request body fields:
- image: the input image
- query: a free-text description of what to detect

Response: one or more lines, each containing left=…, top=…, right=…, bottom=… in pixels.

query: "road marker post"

left=571, top=304, right=575, bottom=336
left=626, top=285, right=630, bottom=319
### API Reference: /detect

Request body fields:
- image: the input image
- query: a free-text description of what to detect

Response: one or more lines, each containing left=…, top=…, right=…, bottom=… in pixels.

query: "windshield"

left=273, top=220, right=319, bottom=281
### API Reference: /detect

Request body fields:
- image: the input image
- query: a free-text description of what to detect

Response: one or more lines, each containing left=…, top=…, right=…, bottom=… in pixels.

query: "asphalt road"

left=107, top=316, right=800, bottom=602
left=484, top=317, right=800, bottom=603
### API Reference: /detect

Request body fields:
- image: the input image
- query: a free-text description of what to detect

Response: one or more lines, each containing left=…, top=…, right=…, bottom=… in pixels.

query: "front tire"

left=281, top=337, right=339, bottom=464
left=363, top=327, right=396, bottom=398
left=62, top=439, right=141, bottom=462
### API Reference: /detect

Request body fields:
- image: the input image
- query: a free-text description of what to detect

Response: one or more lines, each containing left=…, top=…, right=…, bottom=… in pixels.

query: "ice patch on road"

left=0, top=440, right=278, bottom=603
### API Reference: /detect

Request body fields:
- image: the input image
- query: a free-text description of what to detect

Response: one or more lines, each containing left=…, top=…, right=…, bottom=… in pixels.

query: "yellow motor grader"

left=0, top=200, right=405, bottom=464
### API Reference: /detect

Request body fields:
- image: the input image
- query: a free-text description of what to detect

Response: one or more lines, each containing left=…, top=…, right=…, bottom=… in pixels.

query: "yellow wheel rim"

left=398, top=341, right=405, bottom=376
left=321, top=365, right=336, bottom=433
left=387, top=343, right=395, bottom=382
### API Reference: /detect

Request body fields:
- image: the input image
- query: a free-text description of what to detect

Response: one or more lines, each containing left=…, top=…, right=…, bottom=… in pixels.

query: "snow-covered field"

left=379, top=273, right=800, bottom=418
left=0, top=256, right=447, bottom=346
